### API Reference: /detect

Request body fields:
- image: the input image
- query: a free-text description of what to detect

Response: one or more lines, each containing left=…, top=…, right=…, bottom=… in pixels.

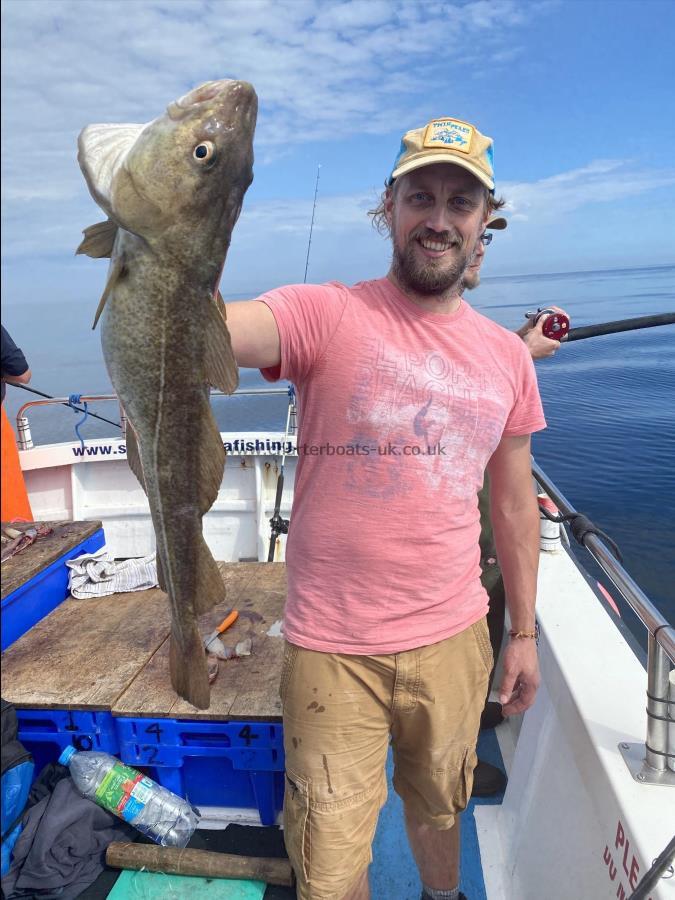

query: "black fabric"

left=1, top=326, right=29, bottom=403
left=1, top=700, right=19, bottom=752
left=2, top=701, right=32, bottom=777
left=26, top=765, right=69, bottom=812
left=1, top=778, right=134, bottom=900
left=1, top=699, right=33, bottom=842
left=477, top=475, right=506, bottom=700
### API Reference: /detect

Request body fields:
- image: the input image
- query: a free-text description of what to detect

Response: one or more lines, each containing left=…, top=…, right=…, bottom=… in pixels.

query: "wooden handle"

left=217, top=609, right=239, bottom=633
left=105, top=842, right=294, bottom=887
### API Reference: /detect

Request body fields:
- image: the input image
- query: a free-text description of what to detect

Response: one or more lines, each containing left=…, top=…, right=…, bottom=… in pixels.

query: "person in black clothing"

left=1, top=325, right=31, bottom=403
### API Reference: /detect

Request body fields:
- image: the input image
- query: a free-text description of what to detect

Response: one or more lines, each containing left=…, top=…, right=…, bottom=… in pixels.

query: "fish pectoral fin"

left=205, top=293, right=239, bottom=394
left=92, top=254, right=126, bottom=330
left=76, top=219, right=118, bottom=258
left=77, top=123, right=146, bottom=220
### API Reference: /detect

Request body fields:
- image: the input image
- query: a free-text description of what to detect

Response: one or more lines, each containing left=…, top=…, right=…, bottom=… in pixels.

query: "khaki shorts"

left=280, top=619, right=492, bottom=900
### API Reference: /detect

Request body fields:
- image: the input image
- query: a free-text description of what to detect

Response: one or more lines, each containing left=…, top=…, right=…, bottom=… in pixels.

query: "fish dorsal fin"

left=92, top=254, right=125, bottom=330
left=206, top=293, right=239, bottom=394
left=77, top=219, right=118, bottom=258
left=77, top=123, right=146, bottom=219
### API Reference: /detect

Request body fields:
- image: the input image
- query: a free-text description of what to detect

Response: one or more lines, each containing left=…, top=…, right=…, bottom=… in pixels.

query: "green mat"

left=106, top=869, right=266, bottom=899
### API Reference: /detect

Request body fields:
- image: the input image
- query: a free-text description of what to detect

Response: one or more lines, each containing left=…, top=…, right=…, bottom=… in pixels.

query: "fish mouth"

left=167, top=79, right=255, bottom=121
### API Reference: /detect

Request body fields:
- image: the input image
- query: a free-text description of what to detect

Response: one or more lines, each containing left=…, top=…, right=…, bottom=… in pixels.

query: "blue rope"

left=68, top=394, right=89, bottom=450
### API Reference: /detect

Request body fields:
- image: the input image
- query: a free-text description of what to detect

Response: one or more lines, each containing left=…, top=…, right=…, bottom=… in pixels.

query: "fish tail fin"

left=193, top=535, right=226, bottom=615
left=169, top=625, right=211, bottom=710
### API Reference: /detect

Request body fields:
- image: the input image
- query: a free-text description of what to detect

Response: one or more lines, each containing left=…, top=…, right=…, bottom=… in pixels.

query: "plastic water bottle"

left=59, top=746, right=199, bottom=847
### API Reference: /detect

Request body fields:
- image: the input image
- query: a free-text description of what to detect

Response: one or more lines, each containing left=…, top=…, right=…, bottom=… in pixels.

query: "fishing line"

left=303, top=164, right=321, bottom=284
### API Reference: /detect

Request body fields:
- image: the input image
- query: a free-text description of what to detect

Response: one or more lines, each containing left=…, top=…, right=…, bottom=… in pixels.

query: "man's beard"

left=391, top=230, right=470, bottom=297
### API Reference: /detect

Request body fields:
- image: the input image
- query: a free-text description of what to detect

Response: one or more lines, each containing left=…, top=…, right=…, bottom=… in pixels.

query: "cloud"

left=500, top=159, right=675, bottom=220
left=1, top=0, right=543, bottom=212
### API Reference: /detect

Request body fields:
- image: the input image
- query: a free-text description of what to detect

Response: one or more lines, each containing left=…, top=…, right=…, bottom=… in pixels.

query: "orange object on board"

left=1, top=404, right=33, bottom=521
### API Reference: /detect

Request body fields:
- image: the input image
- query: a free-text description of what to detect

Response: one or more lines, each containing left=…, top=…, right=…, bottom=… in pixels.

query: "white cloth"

left=66, top=545, right=158, bottom=599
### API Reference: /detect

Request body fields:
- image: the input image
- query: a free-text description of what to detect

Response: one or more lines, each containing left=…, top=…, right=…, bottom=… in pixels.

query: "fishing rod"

left=10, top=382, right=121, bottom=428
left=267, top=165, right=321, bottom=561
left=267, top=385, right=296, bottom=562
left=529, top=309, right=675, bottom=342
left=564, top=311, right=675, bottom=342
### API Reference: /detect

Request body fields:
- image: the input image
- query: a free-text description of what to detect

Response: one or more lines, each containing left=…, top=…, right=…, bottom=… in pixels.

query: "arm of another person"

left=3, top=368, right=32, bottom=385
left=225, top=300, right=281, bottom=369
left=487, top=433, right=541, bottom=715
left=1, top=326, right=31, bottom=386
left=516, top=305, right=569, bottom=360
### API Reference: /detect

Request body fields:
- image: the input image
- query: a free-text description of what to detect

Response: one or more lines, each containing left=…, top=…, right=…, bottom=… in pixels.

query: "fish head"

left=78, top=80, right=257, bottom=255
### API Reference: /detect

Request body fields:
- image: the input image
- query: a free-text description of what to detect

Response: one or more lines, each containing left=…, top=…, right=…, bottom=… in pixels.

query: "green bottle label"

left=94, top=762, right=154, bottom=822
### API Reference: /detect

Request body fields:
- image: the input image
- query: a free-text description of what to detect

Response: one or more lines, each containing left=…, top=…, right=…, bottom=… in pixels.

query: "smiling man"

left=225, top=117, right=546, bottom=900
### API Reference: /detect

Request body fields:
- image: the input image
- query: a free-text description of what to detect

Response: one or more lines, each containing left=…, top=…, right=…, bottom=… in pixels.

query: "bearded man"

left=226, top=117, right=546, bottom=900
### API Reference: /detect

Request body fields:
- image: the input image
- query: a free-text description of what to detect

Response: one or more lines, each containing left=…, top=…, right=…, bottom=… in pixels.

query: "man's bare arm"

left=487, top=433, right=541, bottom=715
left=2, top=369, right=32, bottom=386
left=225, top=301, right=281, bottom=369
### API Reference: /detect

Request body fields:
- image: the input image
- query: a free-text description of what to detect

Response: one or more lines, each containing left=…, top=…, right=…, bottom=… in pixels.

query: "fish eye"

left=193, top=141, right=216, bottom=163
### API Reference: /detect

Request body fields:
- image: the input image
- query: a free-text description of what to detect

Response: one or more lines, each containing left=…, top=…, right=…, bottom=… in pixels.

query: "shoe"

left=479, top=701, right=504, bottom=731
left=471, top=759, right=507, bottom=797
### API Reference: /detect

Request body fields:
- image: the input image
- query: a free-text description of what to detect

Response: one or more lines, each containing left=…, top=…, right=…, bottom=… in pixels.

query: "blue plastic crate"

left=116, top=717, right=285, bottom=826
left=1, top=527, right=105, bottom=651
left=17, top=708, right=119, bottom=776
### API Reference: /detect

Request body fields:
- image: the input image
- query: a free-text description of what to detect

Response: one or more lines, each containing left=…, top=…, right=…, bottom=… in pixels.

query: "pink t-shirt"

left=260, top=277, right=545, bottom=654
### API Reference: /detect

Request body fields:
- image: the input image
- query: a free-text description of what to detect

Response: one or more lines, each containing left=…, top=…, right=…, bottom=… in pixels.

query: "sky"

left=2, top=0, right=674, bottom=309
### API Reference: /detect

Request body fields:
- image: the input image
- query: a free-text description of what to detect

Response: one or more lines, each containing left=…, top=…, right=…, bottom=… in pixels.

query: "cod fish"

left=76, top=80, right=257, bottom=709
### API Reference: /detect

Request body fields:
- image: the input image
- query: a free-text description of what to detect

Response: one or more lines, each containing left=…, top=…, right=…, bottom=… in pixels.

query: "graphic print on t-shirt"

left=343, top=335, right=507, bottom=502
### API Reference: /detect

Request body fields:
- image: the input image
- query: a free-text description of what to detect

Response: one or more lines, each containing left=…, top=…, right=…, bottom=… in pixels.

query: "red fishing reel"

left=526, top=308, right=570, bottom=341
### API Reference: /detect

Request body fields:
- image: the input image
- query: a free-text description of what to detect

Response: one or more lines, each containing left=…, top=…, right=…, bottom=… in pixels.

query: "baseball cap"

left=388, top=117, right=495, bottom=190
left=486, top=215, right=507, bottom=230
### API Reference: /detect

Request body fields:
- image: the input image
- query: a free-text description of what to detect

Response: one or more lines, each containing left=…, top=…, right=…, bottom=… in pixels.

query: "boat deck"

left=1, top=520, right=102, bottom=600
left=2, top=559, right=498, bottom=897
left=2, top=562, right=286, bottom=720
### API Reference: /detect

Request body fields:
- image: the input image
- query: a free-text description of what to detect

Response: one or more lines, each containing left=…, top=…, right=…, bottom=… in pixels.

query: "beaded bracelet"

left=509, top=629, right=537, bottom=640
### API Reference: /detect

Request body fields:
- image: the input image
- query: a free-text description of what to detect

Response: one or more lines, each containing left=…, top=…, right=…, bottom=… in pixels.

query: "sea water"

left=3, top=264, right=673, bottom=631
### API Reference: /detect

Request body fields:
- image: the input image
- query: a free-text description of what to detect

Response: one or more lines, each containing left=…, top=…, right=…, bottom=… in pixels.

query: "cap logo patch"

left=423, top=118, right=474, bottom=155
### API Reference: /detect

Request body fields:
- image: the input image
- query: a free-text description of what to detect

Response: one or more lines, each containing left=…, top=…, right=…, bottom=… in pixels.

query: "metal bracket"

left=619, top=742, right=675, bottom=786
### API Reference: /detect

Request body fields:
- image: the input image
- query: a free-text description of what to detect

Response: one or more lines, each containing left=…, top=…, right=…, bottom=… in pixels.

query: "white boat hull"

left=19, top=432, right=297, bottom=562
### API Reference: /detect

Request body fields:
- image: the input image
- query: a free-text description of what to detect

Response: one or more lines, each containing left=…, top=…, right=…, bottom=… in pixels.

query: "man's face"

left=463, top=234, right=486, bottom=291
left=386, top=163, right=488, bottom=297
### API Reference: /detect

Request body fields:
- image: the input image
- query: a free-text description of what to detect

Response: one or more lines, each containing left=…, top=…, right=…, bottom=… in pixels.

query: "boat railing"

left=15, top=393, right=674, bottom=784
left=532, top=460, right=675, bottom=787
left=15, top=387, right=291, bottom=450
